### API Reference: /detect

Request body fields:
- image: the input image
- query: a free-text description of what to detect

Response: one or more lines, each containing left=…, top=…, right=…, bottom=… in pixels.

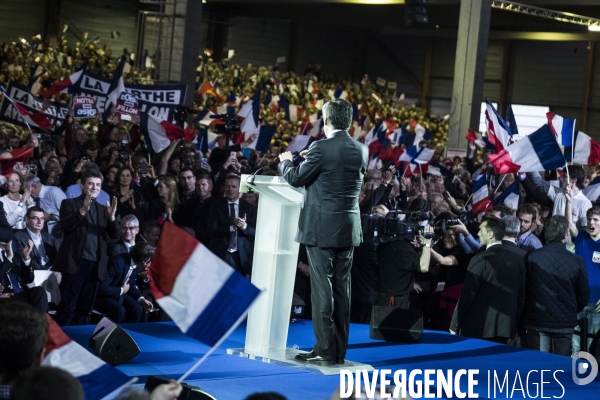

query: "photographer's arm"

left=418, top=226, right=433, bottom=273
left=430, top=249, right=458, bottom=266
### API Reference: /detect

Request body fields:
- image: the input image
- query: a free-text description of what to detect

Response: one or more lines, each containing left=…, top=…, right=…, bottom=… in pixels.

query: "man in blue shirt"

left=516, top=204, right=543, bottom=253
left=566, top=188, right=600, bottom=354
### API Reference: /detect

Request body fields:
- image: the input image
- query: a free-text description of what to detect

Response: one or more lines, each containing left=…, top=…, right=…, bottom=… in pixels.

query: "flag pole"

left=494, top=174, right=507, bottom=195
left=177, top=306, right=255, bottom=383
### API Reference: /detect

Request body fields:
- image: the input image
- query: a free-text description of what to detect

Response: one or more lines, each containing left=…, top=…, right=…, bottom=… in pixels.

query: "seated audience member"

left=208, top=175, right=257, bottom=276
left=137, top=219, right=161, bottom=245
left=9, top=366, right=84, bottom=400
left=0, top=229, right=47, bottom=312
left=523, top=215, right=589, bottom=356
left=24, top=175, right=66, bottom=238
left=0, top=171, right=32, bottom=230
left=13, top=207, right=60, bottom=270
left=450, top=217, right=525, bottom=344
left=95, top=241, right=155, bottom=323
left=109, top=215, right=140, bottom=257
left=516, top=204, right=543, bottom=253
left=0, top=302, right=48, bottom=400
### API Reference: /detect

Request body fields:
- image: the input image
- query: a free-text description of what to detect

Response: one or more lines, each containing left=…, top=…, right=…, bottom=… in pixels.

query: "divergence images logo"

left=572, top=351, right=598, bottom=385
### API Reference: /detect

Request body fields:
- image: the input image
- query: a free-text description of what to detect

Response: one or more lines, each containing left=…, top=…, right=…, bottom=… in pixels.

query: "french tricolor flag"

left=0, top=86, right=52, bottom=129
left=493, top=179, right=520, bottom=210
left=485, top=100, right=513, bottom=151
left=140, top=113, right=186, bottom=153
left=471, top=174, right=491, bottom=214
left=150, top=223, right=261, bottom=346
left=283, top=104, right=303, bottom=122
left=570, top=130, right=600, bottom=165
left=547, top=112, right=575, bottom=149
left=237, top=91, right=261, bottom=138
left=42, top=316, right=135, bottom=400
left=583, top=176, right=600, bottom=203
left=302, top=118, right=323, bottom=138
left=428, top=162, right=454, bottom=177
left=43, top=67, right=85, bottom=98
left=333, top=87, right=348, bottom=100
left=307, top=80, right=319, bottom=96
left=398, top=146, right=436, bottom=177
left=488, top=125, right=566, bottom=175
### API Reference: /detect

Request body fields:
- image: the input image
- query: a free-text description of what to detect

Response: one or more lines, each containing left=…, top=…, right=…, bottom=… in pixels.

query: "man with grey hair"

left=501, top=215, right=527, bottom=259
left=108, top=215, right=140, bottom=257
left=24, top=175, right=66, bottom=237
left=278, top=99, right=368, bottom=365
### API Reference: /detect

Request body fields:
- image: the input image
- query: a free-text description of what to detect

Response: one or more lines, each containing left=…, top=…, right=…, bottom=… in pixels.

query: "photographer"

left=376, top=218, right=433, bottom=310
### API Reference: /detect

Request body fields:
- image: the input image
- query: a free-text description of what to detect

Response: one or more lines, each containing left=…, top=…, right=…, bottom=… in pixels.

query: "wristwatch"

left=424, top=243, right=431, bottom=248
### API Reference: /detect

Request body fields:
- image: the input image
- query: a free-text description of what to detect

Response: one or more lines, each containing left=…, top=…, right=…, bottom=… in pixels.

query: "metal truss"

left=491, top=0, right=600, bottom=28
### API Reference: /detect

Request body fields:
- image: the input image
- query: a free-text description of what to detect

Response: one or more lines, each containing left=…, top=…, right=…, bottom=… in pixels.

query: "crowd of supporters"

left=0, top=34, right=599, bottom=399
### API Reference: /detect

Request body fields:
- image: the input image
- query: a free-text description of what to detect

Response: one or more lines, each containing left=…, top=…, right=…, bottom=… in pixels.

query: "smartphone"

left=140, top=163, right=148, bottom=174
left=230, top=151, right=236, bottom=159
left=201, top=158, right=207, bottom=164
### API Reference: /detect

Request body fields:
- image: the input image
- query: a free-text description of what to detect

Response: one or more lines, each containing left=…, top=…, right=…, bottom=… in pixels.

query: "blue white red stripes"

left=485, top=101, right=512, bottom=151
left=42, top=316, right=135, bottom=400
left=472, top=174, right=490, bottom=214
left=488, top=125, right=566, bottom=175
left=150, top=223, right=260, bottom=346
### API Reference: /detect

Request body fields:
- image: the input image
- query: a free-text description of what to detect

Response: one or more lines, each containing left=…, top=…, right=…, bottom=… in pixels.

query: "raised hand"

left=23, top=239, right=33, bottom=260
left=107, top=196, right=118, bottom=221
left=80, top=193, right=93, bottom=216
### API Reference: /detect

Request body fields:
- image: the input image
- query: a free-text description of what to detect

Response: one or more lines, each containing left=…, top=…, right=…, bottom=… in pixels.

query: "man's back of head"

left=0, top=302, right=48, bottom=385
left=10, top=366, right=83, bottom=400
left=502, top=215, right=520, bottom=240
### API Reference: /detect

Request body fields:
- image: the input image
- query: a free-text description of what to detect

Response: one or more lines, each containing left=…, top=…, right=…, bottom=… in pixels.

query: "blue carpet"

left=64, top=321, right=600, bottom=400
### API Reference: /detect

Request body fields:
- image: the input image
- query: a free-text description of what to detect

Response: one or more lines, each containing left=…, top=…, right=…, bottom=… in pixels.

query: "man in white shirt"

left=527, top=167, right=591, bottom=229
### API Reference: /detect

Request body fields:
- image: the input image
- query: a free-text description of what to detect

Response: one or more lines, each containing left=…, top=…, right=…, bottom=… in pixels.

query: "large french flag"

left=488, top=125, right=566, bottom=175
left=570, top=130, right=600, bottom=165
left=333, top=87, right=348, bottom=100
left=0, top=86, right=52, bottom=129
left=301, top=118, right=323, bottom=137
left=43, top=66, right=86, bottom=98
left=0, top=147, right=34, bottom=178
left=472, top=174, right=491, bottom=214
left=493, top=180, right=520, bottom=210
left=42, top=316, right=135, bottom=400
left=485, top=100, right=513, bottom=151
left=140, top=113, right=185, bottom=153
left=150, top=223, right=261, bottom=346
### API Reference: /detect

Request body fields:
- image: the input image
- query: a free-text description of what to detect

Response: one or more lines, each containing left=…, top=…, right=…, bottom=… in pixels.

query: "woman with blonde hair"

left=0, top=170, right=33, bottom=229
left=147, top=176, right=180, bottom=224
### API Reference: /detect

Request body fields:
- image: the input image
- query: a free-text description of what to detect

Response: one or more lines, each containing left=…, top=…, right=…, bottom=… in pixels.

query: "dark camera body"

left=433, top=210, right=470, bottom=236
left=120, top=140, right=129, bottom=162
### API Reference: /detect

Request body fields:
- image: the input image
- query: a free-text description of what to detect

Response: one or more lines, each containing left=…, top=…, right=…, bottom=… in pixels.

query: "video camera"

left=40, top=133, right=55, bottom=150
left=432, top=210, right=470, bottom=236
left=362, top=210, right=434, bottom=245
left=211, top=113, right=242, bottom=137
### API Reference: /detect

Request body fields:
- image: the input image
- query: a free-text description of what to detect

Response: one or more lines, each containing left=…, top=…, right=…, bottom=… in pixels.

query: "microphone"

left=246, top=166, right=266, bottom=191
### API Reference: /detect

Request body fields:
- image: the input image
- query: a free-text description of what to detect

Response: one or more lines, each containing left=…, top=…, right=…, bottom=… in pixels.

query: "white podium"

left=227, top=174, right=373, bottom=375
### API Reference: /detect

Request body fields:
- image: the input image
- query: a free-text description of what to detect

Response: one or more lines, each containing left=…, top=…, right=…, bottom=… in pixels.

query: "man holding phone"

left=278, top=99, right=368, bottom=365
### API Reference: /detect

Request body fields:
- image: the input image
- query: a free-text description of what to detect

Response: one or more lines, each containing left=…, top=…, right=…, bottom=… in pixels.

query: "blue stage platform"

left=63, top=320, right=600, bottom=399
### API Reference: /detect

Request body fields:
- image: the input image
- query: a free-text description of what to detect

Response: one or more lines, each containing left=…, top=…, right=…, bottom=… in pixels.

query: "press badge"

left=593, top=251, right=600, bottom=263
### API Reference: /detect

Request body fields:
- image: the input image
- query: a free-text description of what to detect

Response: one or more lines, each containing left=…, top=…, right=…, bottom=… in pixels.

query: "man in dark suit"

left=53, top=170, right=119, bottom=326
left=208, top=175, right=256, bottom=276
left=95, top=241, right=154, bottom=323
left=0, top=229, right=48, bottom=312
left=12, top=207, right=61, bottom=306
left=278, top=99, right=368, bottom=365
left=501, top=215, right=528, bottom=259
left=108, top=214, right=139, bottom=257
left=450, top=217, right=526, bottom=343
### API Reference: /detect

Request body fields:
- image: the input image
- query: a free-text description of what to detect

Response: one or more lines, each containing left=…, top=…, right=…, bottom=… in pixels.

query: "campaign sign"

left=115, top=92, right=140, bottom=118
left=73, top=96, right=97, bottom=118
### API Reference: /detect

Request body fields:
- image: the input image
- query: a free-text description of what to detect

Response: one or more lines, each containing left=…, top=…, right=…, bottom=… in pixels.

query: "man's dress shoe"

left=294, top=351, right=335, bottom=365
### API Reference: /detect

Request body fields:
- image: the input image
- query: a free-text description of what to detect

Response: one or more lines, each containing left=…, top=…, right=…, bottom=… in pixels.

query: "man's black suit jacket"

left=54, top=195, right=120, bottom=279
left=108, top=239, right=130, bottom=258
left=501, top=239, right=528, bottom=259
left=450, top=244, right=526, bottom=340
left=0, top=255, right=34, bottom=291
left=97, top=254, right=142, bottom=302
left=278, top=130, right=368, bottom=248
left=12, top=230, right=60, bottom=270
left=208, top=198, right=256, bottom=271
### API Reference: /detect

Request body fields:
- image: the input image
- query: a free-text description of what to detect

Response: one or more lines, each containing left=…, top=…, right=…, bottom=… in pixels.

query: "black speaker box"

left=145, top=376, right=217, bottom=400
left=369, top=306, right=424, bottom=343
left=88, top=317, right=140, bottom=366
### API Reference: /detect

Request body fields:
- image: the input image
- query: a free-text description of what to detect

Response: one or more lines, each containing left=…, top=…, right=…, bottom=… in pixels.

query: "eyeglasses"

left=27, top=216, right=44, bottom=222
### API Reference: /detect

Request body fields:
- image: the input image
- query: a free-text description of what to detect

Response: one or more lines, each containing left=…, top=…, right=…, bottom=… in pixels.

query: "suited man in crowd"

left=0, top=229, right=47, bottom=312
left=208, top=175, right=256, bottom=276
left=95, top=241, right=154, bottom=323
left=450, top=217, right=526, bottom=343
left=12, top=207, right=62, bottom=306
left=501, top=215, right=528, bottom=258
left=24, top=175, right=66, bottom=238
left=53, top=169, right=119, bottom=326
left=108, top=215, right=139, bottom=257
left=279, top=99, right=368, bottom=365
